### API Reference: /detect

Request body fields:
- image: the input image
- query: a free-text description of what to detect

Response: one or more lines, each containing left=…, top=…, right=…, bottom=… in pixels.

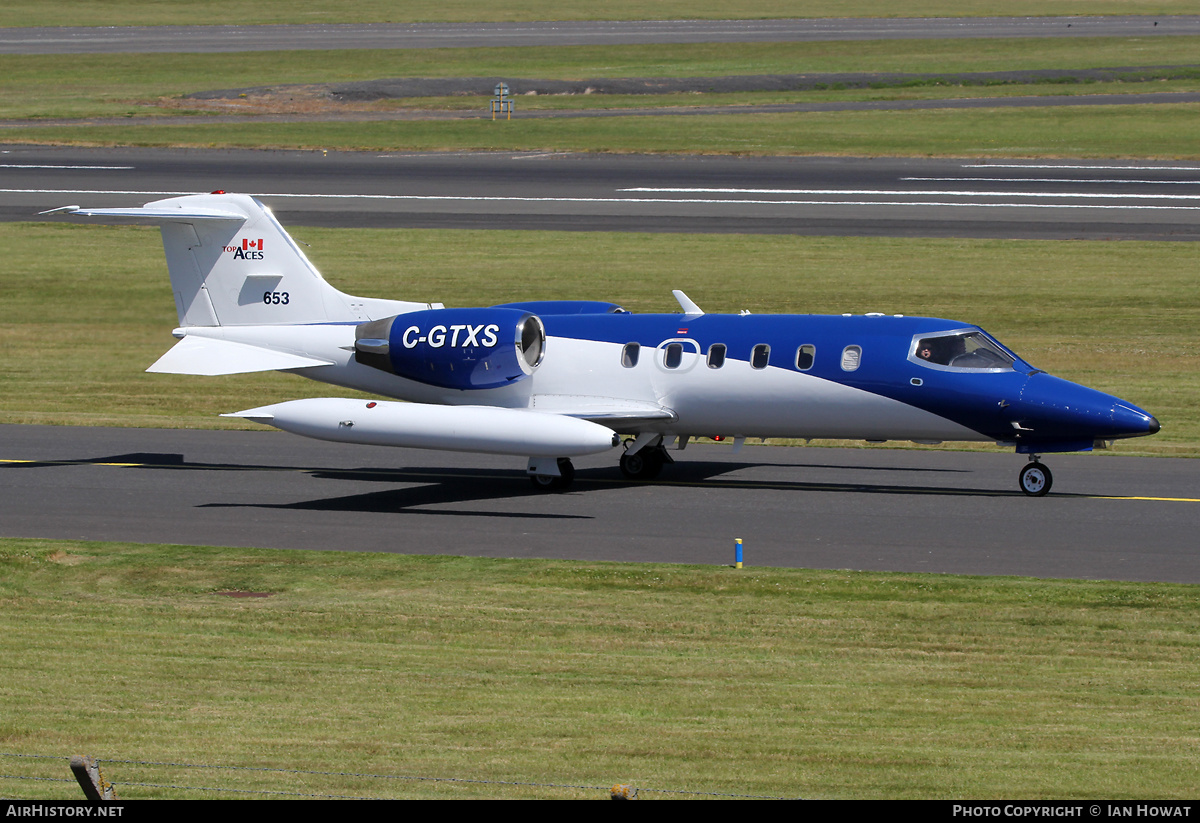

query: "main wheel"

left=530, top=458, right=575, bottom=492
left=620, top=448, right=663, bottom=480
left=1019, top=462, right=1052, bottom=497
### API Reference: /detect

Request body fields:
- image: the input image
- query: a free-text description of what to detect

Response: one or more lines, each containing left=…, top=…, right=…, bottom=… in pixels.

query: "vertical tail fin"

left=62, top=193, right=427, bottom=326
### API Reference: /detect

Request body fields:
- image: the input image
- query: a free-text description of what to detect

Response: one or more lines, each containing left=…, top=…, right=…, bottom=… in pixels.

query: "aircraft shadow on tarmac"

left=202, top=476, right=596, bottom=519
left=4, top=452, right=1042, bottom=516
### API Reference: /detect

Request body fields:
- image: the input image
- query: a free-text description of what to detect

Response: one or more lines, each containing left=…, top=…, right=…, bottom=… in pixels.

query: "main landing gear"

left=529, top=457, right=576, bottom=492
left=530, top=438, right=676, bottom=492
left=1018, top=458, right=1053, bottom=497
left=619, top=440, right=673, bottom=481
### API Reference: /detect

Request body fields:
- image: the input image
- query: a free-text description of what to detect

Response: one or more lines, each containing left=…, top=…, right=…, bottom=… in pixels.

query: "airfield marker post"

left=491, top=82, right=513, bottom=120
left=735, top=538, right=743, bottom=569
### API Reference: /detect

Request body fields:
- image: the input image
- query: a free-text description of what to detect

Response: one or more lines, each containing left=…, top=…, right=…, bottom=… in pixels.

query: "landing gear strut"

left=529, top=458, right=575, bottom=492
left=619, top=441, right=672, bottom=480
left=1019, top=459, right=1052, bottom=497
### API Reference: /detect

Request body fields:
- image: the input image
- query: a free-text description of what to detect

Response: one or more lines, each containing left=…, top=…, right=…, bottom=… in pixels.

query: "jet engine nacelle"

left=355, top=307, right=545, bottom=390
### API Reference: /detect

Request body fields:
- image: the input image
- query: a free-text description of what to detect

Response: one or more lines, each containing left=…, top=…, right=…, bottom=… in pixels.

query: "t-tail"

left=50, top=192, right=428, bottom=327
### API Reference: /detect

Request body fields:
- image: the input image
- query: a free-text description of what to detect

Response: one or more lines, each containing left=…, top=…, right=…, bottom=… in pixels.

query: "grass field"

left=5, top=38, right=1200, bottom=122
left=2, top=538, right=1198, bottom=799
left=2, top=30, right=1199, bottom=163
left=10, top=102, right=1200, bottom=159
left=1, top=223, right=1193, bottom=455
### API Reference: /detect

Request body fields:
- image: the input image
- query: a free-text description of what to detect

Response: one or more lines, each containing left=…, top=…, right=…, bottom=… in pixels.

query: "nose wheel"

left=1018, top=461, right=1052, bottom=497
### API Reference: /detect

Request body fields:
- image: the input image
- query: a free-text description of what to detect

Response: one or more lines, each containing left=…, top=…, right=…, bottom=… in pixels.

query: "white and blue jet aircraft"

left=51, top=192, right=1160, bottom=496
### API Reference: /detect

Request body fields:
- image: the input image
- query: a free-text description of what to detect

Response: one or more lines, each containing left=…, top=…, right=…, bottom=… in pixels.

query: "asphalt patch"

left=186, top=65, right=1200, bottom=101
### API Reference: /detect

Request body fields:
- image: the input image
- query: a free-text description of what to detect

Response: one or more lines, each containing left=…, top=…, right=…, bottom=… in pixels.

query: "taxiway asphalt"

left=4, top=17, right=1198, bottom=54
left=2, top=424, right=1197, bottom=583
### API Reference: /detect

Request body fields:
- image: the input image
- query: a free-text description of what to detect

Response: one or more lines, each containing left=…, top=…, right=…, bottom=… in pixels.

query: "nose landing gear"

left=1019, top=459, right=1053, bottom=497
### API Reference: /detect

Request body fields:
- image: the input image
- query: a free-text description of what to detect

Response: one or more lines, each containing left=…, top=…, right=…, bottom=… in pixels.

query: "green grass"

left=1, top=538, right=1198, bottom=799
left=0, top=1, right=1193, bottom=27
left=341, top=76, right=1200, bottom=116
left=9, top=102, right=1200, bottom=159
left=5, top=37, right=1200, bottom=121
left=0, top=223, right=1194, bottom=455
left=5, top=36, right=1200, bottom=159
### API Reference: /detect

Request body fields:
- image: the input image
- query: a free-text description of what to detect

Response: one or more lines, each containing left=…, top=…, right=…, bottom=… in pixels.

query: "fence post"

left=70, top=755, right=117, bottom=801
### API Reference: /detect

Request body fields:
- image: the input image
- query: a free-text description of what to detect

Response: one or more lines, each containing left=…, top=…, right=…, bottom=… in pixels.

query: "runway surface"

left=2, top=424, right=1196, bottom=582
left=7, top=145, right=1200, bottom=239
left=3, top=17, right=1198, bottom=54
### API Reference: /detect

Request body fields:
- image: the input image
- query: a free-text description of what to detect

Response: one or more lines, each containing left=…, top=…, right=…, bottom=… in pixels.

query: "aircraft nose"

left=1113, top=405, right=1161, bottom=439
left=1014, top=374, right=1159, bottom=441
left=1110, top=403, right=1160, bottom=438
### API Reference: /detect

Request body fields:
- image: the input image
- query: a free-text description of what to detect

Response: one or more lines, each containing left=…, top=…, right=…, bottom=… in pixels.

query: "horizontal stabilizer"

left=53, top=205, right=245, bottom=222
left=147, top=337, right=334, bottom=376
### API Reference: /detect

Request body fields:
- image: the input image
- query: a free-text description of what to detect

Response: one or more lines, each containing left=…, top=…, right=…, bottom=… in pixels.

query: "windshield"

left=910, top=330, right=1016, bottom=371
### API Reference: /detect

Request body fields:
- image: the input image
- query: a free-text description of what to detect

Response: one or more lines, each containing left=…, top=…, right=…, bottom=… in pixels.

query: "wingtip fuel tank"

left=226, top=398, right=620, bottom=458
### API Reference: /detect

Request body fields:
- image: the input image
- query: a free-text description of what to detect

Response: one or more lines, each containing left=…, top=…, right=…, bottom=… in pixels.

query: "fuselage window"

left=622, top=342, right=640, bottom=368
left=707, top=343, right=726, bottom=369
left=663, top=342, right=683, bottom=369
left=841, top=345, right=861, bottom=372
left=795, top=344, right=816, bottom=371
left=751, top=344, right=770, bottom=370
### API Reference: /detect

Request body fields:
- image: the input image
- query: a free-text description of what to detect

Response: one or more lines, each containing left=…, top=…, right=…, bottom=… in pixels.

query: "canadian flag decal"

left=225, top=238, right=265, bottom=259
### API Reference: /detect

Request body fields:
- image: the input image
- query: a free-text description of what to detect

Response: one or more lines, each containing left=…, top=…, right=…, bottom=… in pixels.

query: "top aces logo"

left=224, top=238, right=264, bottom=259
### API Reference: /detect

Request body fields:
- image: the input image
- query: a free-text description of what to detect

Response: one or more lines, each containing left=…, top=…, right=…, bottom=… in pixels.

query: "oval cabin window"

left=751, top=344, right=770, bottom=370
left=622, top=343, right=640, bottom=368
left=841, top=345, right=862, bottom=372
left=796, top=345, right=815, bottom=371
left=707, top=343, right=726, bottom=369
left=663, top=342, right=683, bottom=369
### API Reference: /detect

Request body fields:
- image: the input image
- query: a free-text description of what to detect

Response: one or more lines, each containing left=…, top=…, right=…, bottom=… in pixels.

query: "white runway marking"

left=620, top=187, right=1200, bottom=201
left=964, top=163, right=1200, bottom=171
left=903, top=177, right=1200, bottom=185
left=0, top=164, right=133, bottom=170
left=10, top=187, right=1200, bottom=212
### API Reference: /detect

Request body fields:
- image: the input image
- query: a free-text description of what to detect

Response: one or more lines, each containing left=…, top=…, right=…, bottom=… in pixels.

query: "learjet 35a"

left=52, top=193, right=1159, bottom=496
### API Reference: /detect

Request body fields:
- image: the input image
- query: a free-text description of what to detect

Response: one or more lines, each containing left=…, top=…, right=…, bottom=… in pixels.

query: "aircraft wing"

left=527, top=394, right=677, bottom=425
left=147, top=336, right=334, bottom=376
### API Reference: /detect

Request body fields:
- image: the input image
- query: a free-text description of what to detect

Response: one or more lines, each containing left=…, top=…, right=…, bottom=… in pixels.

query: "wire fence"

left=1, top=752, right=790, bottom=800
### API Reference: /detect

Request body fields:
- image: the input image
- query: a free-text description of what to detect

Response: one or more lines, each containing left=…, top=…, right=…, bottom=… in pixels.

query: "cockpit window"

left=911, top=331, right=1016, bottom=371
